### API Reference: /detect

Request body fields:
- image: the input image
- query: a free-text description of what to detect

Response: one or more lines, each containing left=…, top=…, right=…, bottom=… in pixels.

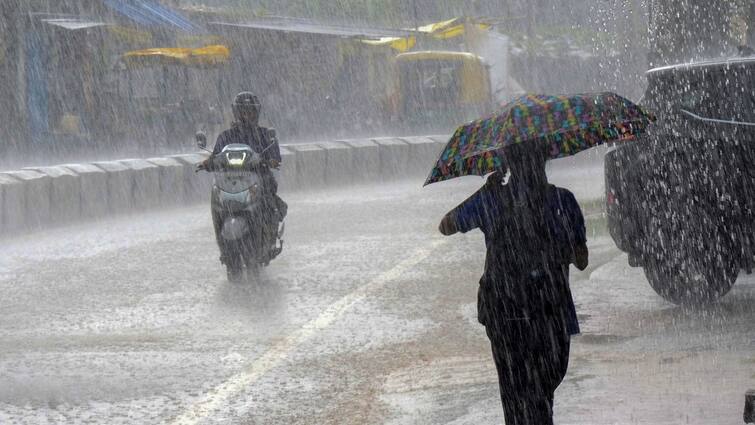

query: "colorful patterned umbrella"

left=424, top=92, right=655, bottom=185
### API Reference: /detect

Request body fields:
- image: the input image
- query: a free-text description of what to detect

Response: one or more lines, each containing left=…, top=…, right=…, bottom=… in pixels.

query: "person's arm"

left=265, top=129, right=282, bottom=168
left=211, top=131, right=226, bottom=156
left=564, top=190, right=589, bottom=270
left=574, top=243, right=589, bottom=270
left=199, top=133, right=225, bottom=170
left=438, top=187, right=487, bottom=236
left=439, top=211, right=459, bottom=235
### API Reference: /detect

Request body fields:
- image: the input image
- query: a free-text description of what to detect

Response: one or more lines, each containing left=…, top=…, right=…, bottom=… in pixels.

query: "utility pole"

left=412, top=0, right=420, bottom=49
left=412, top=0, right=419, bottom=30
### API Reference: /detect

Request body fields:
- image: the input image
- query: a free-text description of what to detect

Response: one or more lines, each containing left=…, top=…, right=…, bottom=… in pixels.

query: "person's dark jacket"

left=451, top=182, right=586, bottom=335
left=212, top=123, right=281, bottom=163
left=211, top=123, right=281, bottom=196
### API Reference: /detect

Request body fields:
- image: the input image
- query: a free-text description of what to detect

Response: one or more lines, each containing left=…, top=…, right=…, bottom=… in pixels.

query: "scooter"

left=195, top=132, right=284, bottom=282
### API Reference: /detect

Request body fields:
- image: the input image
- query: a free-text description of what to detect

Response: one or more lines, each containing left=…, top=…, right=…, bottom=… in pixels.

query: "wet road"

left=1, top=173, right=753, bottom=424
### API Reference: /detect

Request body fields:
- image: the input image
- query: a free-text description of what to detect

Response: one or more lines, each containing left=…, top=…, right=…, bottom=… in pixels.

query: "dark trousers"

left=485, top=318, right=570, bottom=425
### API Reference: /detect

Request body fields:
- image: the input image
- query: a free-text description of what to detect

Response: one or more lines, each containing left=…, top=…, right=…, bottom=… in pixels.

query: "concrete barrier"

left=426, top=135, right=450, bottom=145
left=0, top=135, right=463, bottom=236
left=119, top=159, right=161, bottom=210
left=289, top=144, right=327, bottom=189
left=1, top=170, right=51, bottom=230
left=0, top=173, right=22, bottom=236
left=340, top=139, right=380, bottom=183
left=146, top=157, right=186, bottom=206
left=168, top=153, right=211, bottom=202
left=278, top=146, right=297, bottom=193
left=400, top=136, right=444, bottom=179
left=63, top=163, right=109, bottom=219
left=92, top=161, right=132, bottom=213
left=23, top=166, right=80, bottom=224
left=553, top=143, right=608, bottom=170
left=319, top=141, right=354, bottom=186
left=373, top=137, right=411, bottom=179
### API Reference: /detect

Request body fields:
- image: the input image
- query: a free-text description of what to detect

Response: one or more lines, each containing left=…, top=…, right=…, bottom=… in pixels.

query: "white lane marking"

left=170, top=238, right=447, bottom=425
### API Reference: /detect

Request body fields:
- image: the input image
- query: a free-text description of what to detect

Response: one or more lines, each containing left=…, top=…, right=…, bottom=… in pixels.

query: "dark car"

left=605, top=56, right=755, bottom=305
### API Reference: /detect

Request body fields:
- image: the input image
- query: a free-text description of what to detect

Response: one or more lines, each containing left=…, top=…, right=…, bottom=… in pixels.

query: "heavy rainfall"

left=0, top=1, right=754, bottom=424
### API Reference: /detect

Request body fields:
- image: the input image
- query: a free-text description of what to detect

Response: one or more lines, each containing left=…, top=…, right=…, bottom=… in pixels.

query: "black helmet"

left=232, top=91, right=261, bottom=120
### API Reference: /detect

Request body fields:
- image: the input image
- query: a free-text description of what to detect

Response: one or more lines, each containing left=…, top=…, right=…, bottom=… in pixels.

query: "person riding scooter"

left=199, top=91, right=288, bottom=265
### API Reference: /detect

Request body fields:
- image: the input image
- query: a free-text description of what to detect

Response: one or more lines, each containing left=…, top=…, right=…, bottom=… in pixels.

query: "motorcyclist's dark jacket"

left=212, top=123, right=281, bottom=197
left=212, top=122, right=281, bottom=163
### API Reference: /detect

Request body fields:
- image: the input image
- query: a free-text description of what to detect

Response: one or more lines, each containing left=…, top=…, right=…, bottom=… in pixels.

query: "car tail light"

left=607, top=190, right=618, bottom=206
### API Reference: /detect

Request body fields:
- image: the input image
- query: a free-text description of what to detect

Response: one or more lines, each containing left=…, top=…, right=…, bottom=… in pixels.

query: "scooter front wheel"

left=226, top=261, right=243, bottom=283
left=225, top=245, right=244, bottom=283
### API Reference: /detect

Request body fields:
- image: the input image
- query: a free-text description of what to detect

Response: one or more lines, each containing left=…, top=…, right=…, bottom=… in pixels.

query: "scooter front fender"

left=221, top=217, right=250, bottom=241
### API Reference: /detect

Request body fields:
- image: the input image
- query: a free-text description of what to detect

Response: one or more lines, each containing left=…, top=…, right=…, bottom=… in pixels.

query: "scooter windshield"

left=215, top=171, right=260, bottom=194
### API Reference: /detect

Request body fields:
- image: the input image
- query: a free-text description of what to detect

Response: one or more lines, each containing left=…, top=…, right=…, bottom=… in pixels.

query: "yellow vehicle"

left=107, top=45, right=230, bottom=149
left=391, top=51, right=493, bottom=131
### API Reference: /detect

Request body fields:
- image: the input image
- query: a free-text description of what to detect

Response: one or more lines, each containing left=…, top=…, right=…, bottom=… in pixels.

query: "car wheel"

left=644, top=255, right=737, bottom=305
left=643, top=224, right=738, bottom=305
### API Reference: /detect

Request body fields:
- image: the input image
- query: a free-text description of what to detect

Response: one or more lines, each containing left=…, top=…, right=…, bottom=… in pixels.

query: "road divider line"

left=170, top=238, right=448, bottom=425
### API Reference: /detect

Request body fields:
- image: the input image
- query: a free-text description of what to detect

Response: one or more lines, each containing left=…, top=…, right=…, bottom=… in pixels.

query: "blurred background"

left=1, top=1, right=753, bottom=168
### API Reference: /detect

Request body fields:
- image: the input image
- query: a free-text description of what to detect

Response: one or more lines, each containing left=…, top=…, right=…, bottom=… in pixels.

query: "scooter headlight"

left=226, top=151, right=247, bottom=168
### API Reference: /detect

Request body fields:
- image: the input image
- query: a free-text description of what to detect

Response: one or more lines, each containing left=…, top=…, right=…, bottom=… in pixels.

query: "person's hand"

left=574, top=243, right=589, bottom=270
left=559, top=243, right=588, bottom=270
left=196, top=158, right=209, bottom=172
left=439, top=212, right=459, bottom=236
left=268, top=159, right=280, bottom=169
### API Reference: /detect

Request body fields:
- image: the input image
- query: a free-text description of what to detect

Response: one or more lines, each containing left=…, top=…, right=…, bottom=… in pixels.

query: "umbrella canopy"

left=424, top=92, right=655, bottom=185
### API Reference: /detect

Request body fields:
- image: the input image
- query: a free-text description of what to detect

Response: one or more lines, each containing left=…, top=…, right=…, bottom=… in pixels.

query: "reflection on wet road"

left=0, top=176, right=753, bottom=424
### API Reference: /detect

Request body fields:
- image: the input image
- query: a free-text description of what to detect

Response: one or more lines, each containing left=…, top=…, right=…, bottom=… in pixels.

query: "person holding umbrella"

left=439, top=142, right=587, bottom=424
left=428, top=93, right=655, bottom=424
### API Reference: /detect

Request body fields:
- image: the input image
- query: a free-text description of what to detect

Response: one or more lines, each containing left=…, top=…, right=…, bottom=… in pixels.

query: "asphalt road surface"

left=1, top=173, right=753, bottom=424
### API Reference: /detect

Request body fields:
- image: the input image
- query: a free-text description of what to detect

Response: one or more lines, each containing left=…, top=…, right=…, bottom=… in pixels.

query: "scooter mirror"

left=195, top=131, right=207, bottom=149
